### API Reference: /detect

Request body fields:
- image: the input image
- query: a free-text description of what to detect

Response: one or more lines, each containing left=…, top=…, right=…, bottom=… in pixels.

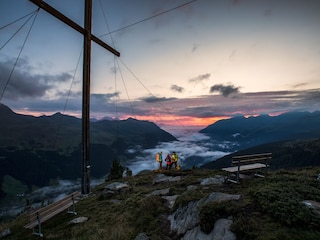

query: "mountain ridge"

left=199, top=111, right=320, bottom=150
left=0, top=103, right=177, bottom=197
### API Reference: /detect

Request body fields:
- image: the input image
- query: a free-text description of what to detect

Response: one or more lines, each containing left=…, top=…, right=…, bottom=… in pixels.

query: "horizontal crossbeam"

left=29, top=0, right=120, bottom=57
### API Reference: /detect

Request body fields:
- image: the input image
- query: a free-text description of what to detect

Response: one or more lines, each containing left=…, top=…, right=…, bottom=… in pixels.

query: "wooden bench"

left=24, top=191, right=80, bottom=237
left=222, top=153, right=272, bottom=183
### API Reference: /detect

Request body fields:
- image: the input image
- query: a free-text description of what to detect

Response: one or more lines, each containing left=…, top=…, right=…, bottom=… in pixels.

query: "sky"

left=0, top=0, right=320, bottom=134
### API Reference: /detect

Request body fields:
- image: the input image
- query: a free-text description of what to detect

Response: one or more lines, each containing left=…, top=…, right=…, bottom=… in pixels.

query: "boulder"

left=105, top=182, right=129, bottom=191
left=200, top=175, right=225, bottom=186
left=168, top=192, right=240, bottom=236
left=211, top=218, right=236, bottom=240
left=302, top=200, right=320, bottom=215
left=0, top=229, right=11, bottom=239
left=68, top=216, right=88, bottom=225
left=168, top=200, right=201, bottom=235
left=181, top=226, right=212, bottom=240
left=204, top=192, right=241, bottom=204
left=153, top=174, right=181, bottom=184
left=102, top=182, right=130, bottom=196
left=134, top=232, right=150, bottom=240
left=180, top=218, right=236, bottom=240
left=147, top=188, right=170, bottom=196
left=162, top=195, right=179, bottom=209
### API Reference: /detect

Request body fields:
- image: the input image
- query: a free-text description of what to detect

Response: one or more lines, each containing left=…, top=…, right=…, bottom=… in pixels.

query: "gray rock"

left=147, top=188, right=170, bottom=196
left=134, top=232, right=150, bottom=240
left=185, top=185, right=198, bottom=192
left=102, top=182, right=130, bottom=196
left=162, top=195, right=179, bottom=208
left=68, top=216, right=88, bottom=225
left=102, top=189, right=116, bottom=197
left=181, top=218, right=236, bottom=240
left=153, top=174, right=181, bottom=184
left=0, top=229, right=11, bottom=239
left=303, top=200, right=320, bottom=215
left=105, top=182, right=129, bottom=191
left=181, top=226, right=212, bottom=240
left=211, top=218, right=236, bottom=240
left=168, top=192, right=241, bottom=236
left=204, top=192, right=241, bottom=205
left=168, top=200, right=201, bottom=235
left=110, top=199, right=122, bottom=204
left=201, top=175, right=225, bottom=185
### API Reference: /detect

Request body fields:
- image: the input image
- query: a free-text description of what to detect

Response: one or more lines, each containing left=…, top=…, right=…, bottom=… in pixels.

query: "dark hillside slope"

left=200, top=111, right=320, bottom=150
left=2, top=168, right=320, bottom=239
left=0, top=103, right=177, bottom=195
left=201, top=138, right=320, bottom=170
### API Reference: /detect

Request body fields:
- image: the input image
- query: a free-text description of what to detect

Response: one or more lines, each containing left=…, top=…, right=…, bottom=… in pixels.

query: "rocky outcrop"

left=153, top=174, right=182, bottom=184
left=102, top=181, right=130, bottom=197
left=302, top=200, right=320, bottom=215
left=105, top=174, right=239, bottom=240
left=181, top=218, right=236, bottom=240
left=168, top=192, right=240, bottom=239
left=0, top=229, right=11, bottom=239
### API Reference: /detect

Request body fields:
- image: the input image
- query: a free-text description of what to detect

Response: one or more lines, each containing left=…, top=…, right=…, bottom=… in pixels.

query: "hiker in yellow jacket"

left=171, top=152, right=178, bottom=169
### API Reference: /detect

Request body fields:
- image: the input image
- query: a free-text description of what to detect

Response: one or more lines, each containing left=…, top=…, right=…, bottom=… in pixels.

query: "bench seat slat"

left=27, top=195, right=75, bottom=223
left=222, top=163, right=267, bottom=173
left=24, top=191, right=80, bottom=232
left=232, top=153, right=272, bottom=159
left=24, top=201, right=75, bottom=229
left=232, top=157, right=269, bottom=165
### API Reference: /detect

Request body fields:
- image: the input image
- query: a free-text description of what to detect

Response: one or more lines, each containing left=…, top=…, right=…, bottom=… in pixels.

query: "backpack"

left=156, top=153, right=160, bottom=162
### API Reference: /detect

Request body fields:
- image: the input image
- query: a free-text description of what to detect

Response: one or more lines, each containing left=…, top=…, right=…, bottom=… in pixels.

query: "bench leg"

left=236, top=170, right=240, bottom=183
left=224, top=172, right=239, bottom=184
left=32, top=212, right=43, bottom=237
left=67, top=194, right=77, bottom=215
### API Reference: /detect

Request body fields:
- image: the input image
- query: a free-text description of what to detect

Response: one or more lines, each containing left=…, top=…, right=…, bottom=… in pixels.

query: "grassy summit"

left=1, top=167, right=320, bottom=240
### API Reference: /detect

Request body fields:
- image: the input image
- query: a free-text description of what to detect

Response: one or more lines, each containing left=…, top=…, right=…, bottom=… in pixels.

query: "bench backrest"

left=232, top=153, right=272, bottom=166
left=28, top=191, right=80, bottom=224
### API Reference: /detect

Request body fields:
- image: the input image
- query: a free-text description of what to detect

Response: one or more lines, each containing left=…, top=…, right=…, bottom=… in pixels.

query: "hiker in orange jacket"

left=156, top=152, right=163, bottom=170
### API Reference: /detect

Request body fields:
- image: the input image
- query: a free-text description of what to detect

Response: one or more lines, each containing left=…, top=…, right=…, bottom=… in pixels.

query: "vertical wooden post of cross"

left=29, top=0, right=120, bottom=194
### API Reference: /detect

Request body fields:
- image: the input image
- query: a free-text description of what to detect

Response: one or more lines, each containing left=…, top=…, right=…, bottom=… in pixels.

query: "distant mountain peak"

left=0, top=103, right=15, bottom=115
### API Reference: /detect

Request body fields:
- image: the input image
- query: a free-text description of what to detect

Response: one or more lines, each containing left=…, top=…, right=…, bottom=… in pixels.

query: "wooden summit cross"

left=29, top=0, right=120, bottom=194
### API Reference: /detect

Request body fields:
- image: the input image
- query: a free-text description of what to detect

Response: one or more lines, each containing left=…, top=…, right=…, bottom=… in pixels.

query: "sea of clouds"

left=126, top=132, right=236, bottom=175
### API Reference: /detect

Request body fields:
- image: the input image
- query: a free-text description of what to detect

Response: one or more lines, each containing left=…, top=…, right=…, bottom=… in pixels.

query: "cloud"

left=140, top=96, right=176, bottom=103
left=0, top=58, right=72, bottom=100
left=229, top=49, right=237, bottom=60
left=127, top=133, right=231, bottom=174
left=3, top=72, right=320, bottom=130
left=92, top=92, right=120, bottom=101
left=171, top=84, right=184, bottom=93
left=192, top=43, right=199, bottom=53
left=189, top=73, right=211, bottom=84
left=209, top=84, right=240, bottom=97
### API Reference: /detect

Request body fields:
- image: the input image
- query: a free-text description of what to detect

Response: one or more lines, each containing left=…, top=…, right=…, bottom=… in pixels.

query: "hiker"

left=165, top=154, right=172, bottom=170
left=156, top=152, right=163, bottom=170
left=171, top=152, right=178, bottom=169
